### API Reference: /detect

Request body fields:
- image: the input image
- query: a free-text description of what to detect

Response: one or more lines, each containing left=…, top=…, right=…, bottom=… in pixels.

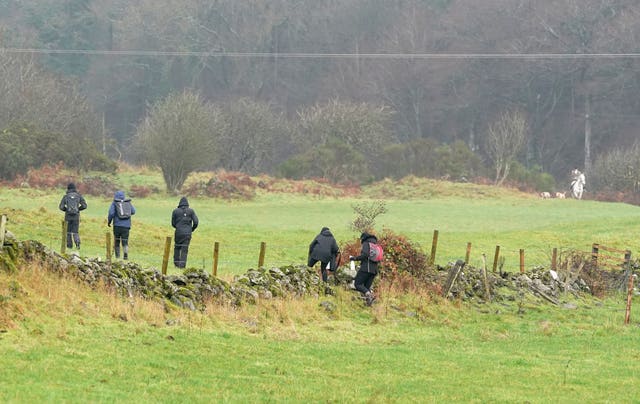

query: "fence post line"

left=106, top=232, right=112, bottom=264
left=0, top=214, right=7, bottom=248
left=212, top=241, right=219, bottom=277
left=162, top=236, right=172, bottom=275
left=492, top=245, right=500, bottom=273
left=551, top=248, right=558, bottom=271
left=258, top=241, right=266, bottom=268
left=429, top=230, right=439, bottom=267
left=519, top=249, right=525, bottom=274
left=61, top=220, right=67, bottom=254
left=624, top=250, right=632, bottom=268
left=465, top=242, right=472, bottom=265
left=591, top=243, right=599, bottom=268
left=624, top=273, right=634, bottom=325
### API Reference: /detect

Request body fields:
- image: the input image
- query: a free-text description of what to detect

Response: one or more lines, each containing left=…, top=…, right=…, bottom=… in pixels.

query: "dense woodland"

left=1, top=0, right=640, bottom=193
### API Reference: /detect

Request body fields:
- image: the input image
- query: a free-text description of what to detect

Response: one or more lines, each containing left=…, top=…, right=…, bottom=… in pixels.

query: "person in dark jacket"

left=308, top=227, right=340, bottom=284
left=350, top=232, right=379, bottom=306
left=58, top=182, right=87, bottom=249
left=171, top=196, right=199, bottom=269
left=107, top=190, right=136, bottom=260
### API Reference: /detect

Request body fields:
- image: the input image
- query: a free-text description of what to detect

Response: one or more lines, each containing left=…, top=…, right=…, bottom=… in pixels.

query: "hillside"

left=1, top=228, right=639, bottom=402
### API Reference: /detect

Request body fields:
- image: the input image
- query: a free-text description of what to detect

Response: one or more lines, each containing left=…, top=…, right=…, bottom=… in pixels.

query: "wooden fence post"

left=61, top=220, right=67, bottom=254
left=624, top=250, right=632, bottom=268
left=258, top=241, right=266, bottom=268
left=591, top=243, right=599, bottom=267
left=465, top=242, right=472, bottom=265
left=551, top=248, right=558, bottom=271
left=212, top=241, right=219, bottom=277
left=492, top=245, right=500, bottom=273
left=106, top=232, right=112, bottom=264
left=443, top=260, right=465, bottom=298
left=481, top=253, right=491, bottom=301
left=162, top=236, right=172, bottom=275
left=0, top=215, right=7, bottom=249
left=519, top=249, right=525, bottom=274
left=625, top=273, right=634, bottom=325
left=429, top=230, right=439, bottom=267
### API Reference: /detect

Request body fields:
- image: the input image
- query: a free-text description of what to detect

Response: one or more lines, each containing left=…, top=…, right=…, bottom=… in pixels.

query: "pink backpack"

left=368, top=242, right=384, bottom=262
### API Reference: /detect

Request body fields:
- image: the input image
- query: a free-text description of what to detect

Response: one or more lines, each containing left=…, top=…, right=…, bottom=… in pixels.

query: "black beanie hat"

left=67, top=183, right=76, bottom=191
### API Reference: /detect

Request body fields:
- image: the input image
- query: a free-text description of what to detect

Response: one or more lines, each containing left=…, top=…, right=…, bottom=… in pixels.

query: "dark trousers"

left=174, top=233, right=192, bottom=268
left=66, top=219, right=80, bottom=248
left=354, top=270, right=376, bottom=295
left=308, top=257, right=335, bottom=282
left=113, top=226, right=130, bottom=257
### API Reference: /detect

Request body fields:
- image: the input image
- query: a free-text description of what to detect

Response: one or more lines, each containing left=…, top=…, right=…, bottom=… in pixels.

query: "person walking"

left=107, top=190, right=136, bottom=260
left=171, top=196, right=198, bottom=269
left=58, top=182, right=87, bottom=250
left=350, top=232, right=380, bottom=306
left=307, top=227, right=340, bottom=289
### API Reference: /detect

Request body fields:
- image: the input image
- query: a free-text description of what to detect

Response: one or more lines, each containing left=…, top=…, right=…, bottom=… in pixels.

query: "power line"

left=3, top=47, right=640, bottom=60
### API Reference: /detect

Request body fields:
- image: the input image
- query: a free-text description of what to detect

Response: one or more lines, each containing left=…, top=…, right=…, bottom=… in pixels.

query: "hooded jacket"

left=171, top=197, right=199, bottom=235
left=308, top=227, right=340, bottom=263
left=352, top=232, right=379, bottom=274
left=59, top=183, right=87, bottom=221
left=108, top=190, right=136, bottom=228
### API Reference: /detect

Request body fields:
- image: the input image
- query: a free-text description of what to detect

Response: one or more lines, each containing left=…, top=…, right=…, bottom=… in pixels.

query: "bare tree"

left=350, top=200, right=387, bottom=234
left=216, top=98, right=291, bottom=174
left=485, top=110, right=528, bottom=186
left=0, top=52, right=100, bottom=142
left=296, top=98, right=393, bottom=155
left=136, top=91, right=221, bottom=192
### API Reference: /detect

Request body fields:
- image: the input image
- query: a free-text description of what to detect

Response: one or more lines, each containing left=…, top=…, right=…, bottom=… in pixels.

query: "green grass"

left=2, top=171, right=640, bottom=402
left=1, top=267, right=638, bottom=402
left=2, top=182, right=640, bottom=278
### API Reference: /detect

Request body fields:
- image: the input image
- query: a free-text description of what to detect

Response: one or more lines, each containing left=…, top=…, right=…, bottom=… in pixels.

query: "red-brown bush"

left=182, top=172, right=256, bottom=200
left=129, top=185, right=156, bottom=198
left=339, top=229, right=430, bottom=279
left=8, top=163, right=73, bottom=189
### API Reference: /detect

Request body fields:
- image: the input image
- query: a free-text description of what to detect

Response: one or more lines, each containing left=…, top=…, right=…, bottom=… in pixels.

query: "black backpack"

left=66, top=193, right=80, bottom=215
left=115, top=199, right=132, bottom=219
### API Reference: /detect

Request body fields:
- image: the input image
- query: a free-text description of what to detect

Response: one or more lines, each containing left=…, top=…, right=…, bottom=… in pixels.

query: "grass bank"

left=1, top=264, right=638, bottom=402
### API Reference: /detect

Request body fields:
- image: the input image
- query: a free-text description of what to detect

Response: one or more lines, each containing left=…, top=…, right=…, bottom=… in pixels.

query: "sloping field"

left=1, top=172, right=639, bottom=277
left=1, top=172, right=639, bottom=402
left=0, top=261, right=638, bottom=402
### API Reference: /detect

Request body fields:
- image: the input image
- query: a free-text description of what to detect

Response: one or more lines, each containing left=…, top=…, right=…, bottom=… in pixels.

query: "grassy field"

left=2, top=171, right=640, bottom=402
left=1, top=172, right=640, bottom=278
left=1, top=265, right=638, bottom=403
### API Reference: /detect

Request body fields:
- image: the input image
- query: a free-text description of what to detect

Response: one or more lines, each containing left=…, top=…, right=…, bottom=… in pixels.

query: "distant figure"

left=350, top=232, right=381, bottom=306
left=555, top=192, right=566, bottom=199
left=107, top=190, right=136, bottom=260
left=59, top=183, right=87, bottom=250
left=171, top=197, right=199, bottom=269
left=570, top=168, right=586, bottom=199
left=307, top=227, right=340, bottom=288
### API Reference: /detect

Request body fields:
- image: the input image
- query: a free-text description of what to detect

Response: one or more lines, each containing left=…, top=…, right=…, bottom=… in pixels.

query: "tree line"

left=1, top=0, right=640, bottom=193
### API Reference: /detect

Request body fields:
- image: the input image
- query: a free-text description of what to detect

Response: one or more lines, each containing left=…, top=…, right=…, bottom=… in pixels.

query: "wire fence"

left=4, top=216, right=633, bottom=277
